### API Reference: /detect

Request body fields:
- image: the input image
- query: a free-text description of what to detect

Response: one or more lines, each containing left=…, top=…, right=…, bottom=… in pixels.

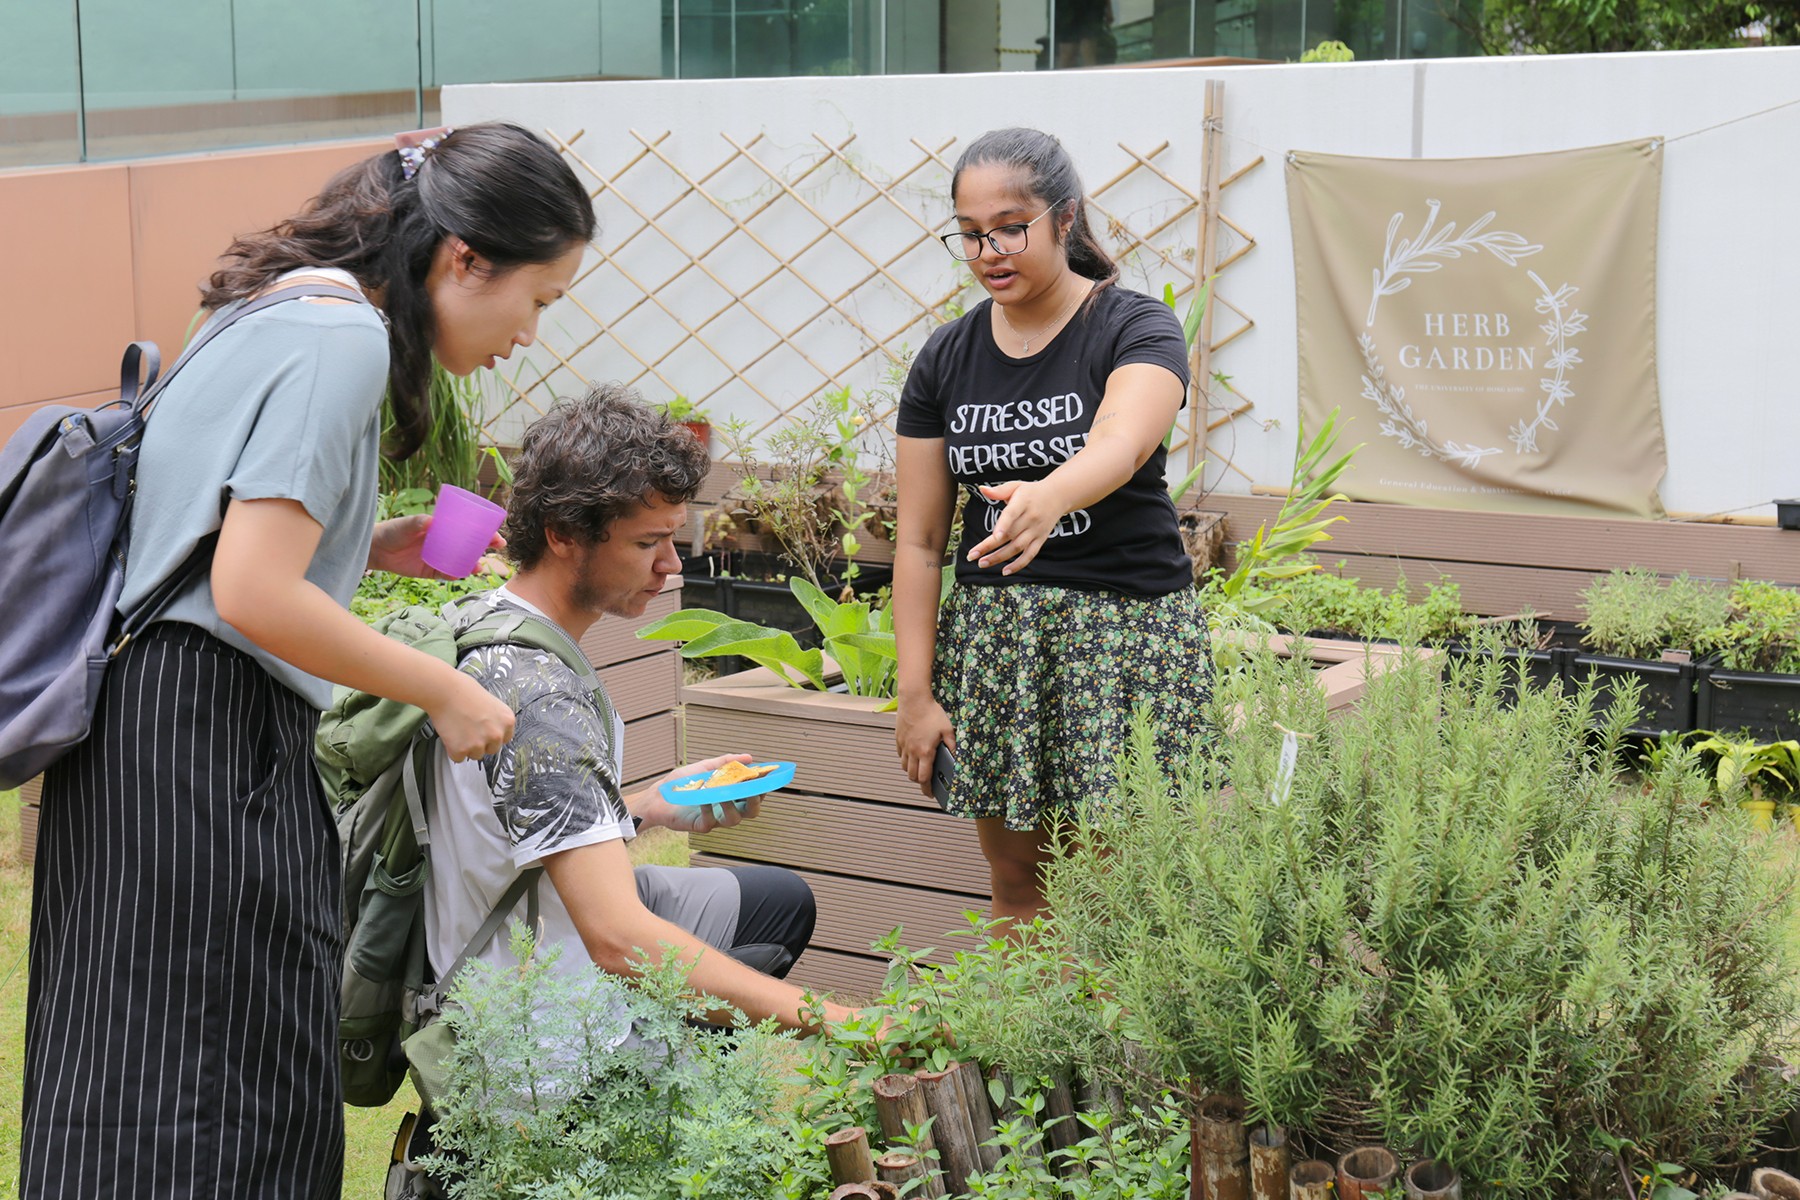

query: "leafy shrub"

left=1039, top=648, right=1800, bottom=1197
left=1709, top=580, right=1800, bottom=674
left=1262, top=567, right=1476, bottom=643
left=422, top=929, right=827, bottom=1200
left=350, top=568, right=508, bottom=624
left=1578, top=568, right=1728, bottom=658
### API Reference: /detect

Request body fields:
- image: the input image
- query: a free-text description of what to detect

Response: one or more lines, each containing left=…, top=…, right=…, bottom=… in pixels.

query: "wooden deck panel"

left=600, top=651, right=680, bottom=724
left=622, top=712, right=678, bottom=786
left=692, top=853, right=985, bottom=969
left=684, top=704, right=919, bottom=808
left=579, top=584, right=682, bottom=670
left=1304, top=553, right=1599, bottom=621
left=781, top=945, right=891, bottom=1002
left=692, top=789, right=990, bottom=894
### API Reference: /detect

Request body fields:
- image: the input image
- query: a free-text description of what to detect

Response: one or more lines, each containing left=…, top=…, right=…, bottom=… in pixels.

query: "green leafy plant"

left=1201, top=407, right=1358, bottom=639
left=637, top=577, right=897, bottom=701
left=1577, top=568, right=1728, bottom=659
left=350, top=568, right=509, bottom=624
left=1301, top=38, right=1356, bottom=61
left=1260, top=568, right=1476, bottom=643
left=1706, top=579, right=1800, bottom=673
left=711, top=374, right=899, bottom=592
left=419, top=926, right=826, bottom=1200
left=1686, top=732, right=1800, bottom=802
left=1032, top=646, right=1800, bottom=1196
left=660, top=394, right=712, bottom=425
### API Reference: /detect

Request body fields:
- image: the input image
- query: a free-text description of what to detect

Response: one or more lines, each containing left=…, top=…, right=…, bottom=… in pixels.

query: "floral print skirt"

left=932, top=582, right=1214, bottom=831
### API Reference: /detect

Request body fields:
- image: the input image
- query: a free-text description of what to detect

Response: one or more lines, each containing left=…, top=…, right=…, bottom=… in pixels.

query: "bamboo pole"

left=917, top=1063, right=982, bottom=1195
left=1403, top=1159, right=1462, bottom=1200
left=1751, top=1167, right=1800, bottom=1198
left=830, top=1184, right=898, bottom=1200
left=1289, top=1159, right=1334, bottom=1200
left=1337, top=1146, right=1400, bottom=1200
left=1195, top=1094, right=1250, bottom=1200
left=1249, top=1124, right=1290, bottom=1200
left=871, top=1073, right=944, bottom=1199
left=875, top=1153, right=928, bottom=1192
left=955, top=1059, right=1002, bottom=1173
left=1043, top=1070, right=1087, bottom=1178
left=825, top=1126, right=877, bottom=1186
left=1190, top=76, right=1225, bottom=481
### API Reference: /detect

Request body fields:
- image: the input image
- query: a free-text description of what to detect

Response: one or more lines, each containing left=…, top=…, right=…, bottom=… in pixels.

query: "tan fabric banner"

left=1288, top=140, right=1666, bottom=516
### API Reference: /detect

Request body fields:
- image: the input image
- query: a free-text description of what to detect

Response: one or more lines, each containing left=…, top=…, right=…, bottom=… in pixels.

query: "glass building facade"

left=0, top=1, right=1478, bottom=169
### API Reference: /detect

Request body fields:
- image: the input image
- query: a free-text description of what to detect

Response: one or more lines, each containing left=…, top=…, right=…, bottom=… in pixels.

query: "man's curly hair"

left=502, top=383, right=709, bottom=569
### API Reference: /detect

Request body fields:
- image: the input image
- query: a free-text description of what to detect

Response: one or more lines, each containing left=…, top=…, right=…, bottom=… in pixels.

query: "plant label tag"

left=1270, top=730, right=1299, bottom=807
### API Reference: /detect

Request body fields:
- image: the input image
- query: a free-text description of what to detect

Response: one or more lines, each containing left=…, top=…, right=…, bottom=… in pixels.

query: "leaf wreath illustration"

left=1366, top=199, right=1542, bottom=327
left=1358, top=201, right=1582, bottom=465
left=1509, top=271, right=1587, bottom=455
left=1358, top=332, right=1502, bottom=469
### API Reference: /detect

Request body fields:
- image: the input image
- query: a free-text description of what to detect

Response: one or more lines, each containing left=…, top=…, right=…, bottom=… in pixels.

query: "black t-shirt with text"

left=896, top=284, right=1192, bottom=597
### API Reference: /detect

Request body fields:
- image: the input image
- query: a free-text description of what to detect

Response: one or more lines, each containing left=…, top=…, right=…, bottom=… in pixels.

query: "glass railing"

left=0, top=0, right=1475, bottom=171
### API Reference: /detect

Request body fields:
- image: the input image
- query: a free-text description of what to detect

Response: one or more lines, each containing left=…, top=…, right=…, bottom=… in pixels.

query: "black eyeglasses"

left=939, top=205, right=1058, bottom=262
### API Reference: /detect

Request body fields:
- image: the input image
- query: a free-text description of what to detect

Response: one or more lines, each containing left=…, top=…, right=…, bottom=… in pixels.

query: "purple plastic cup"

left=421, top=485, right=507, bottom=578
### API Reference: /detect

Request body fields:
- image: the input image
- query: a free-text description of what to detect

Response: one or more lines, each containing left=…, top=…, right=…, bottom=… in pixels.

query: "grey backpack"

left=0, top=284, right=366, bottom=790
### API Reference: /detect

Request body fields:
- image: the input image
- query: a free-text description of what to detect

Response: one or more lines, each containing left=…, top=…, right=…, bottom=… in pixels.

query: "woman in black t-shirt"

left=893, top=127, right=1214, bottom=924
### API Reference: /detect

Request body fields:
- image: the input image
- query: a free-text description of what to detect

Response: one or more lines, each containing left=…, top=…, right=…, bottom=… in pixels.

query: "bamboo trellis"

left=480, top=114, right=1261, bottom=485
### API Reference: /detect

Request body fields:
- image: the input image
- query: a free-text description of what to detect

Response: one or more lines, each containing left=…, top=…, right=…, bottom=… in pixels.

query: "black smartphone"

left=931, top=742, right=956, bottom=809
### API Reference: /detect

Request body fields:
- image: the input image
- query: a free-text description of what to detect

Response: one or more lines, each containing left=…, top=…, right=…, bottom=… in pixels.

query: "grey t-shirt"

left=121, top=295, right=389, bottom=709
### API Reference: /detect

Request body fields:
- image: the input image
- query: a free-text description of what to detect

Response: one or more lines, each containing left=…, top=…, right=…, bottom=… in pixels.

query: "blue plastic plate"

left=658, top=761, right=796, bottom=807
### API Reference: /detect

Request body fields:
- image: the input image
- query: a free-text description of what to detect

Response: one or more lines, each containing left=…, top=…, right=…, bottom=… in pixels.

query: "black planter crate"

left=1442, top=643, right=1572, bottom=707
left=1567, top=653, right=1699, bottom=736
left=1697, top=667, right=1800, bottom=741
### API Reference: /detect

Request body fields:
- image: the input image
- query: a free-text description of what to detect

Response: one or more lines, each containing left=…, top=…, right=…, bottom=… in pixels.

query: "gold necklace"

left=999, top=279, right=1091, bottom=354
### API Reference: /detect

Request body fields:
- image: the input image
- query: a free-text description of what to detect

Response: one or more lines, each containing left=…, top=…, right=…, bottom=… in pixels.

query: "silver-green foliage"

left=421, top=929, right=827, bottom=1200
left=1045, top=649, right=1800, bottom=1196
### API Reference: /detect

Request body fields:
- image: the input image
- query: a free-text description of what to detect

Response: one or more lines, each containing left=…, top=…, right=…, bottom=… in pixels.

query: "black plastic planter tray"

left=676, top=550, right=894, bottom=677
left=1567, top=653, right=1699, bottom=736
left=1697, top=666, right=1800, bottom=741
left=1441, top=643, right=1572, bottom=707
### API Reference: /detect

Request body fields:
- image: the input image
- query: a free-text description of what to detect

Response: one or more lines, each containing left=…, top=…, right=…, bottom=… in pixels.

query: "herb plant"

left=420, top=929, right=827, bottom=1200
left=1578, top=568, right=1728, bottom=658
left=350, top=568, right=509, bottom=623
left=1037, top=645, right=1800, bottom=1196
left=711, top=375, right=898, bottom=592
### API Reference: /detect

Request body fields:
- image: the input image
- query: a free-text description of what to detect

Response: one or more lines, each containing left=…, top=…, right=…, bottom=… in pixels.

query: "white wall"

left=445, top=47, right=1800, bottom=519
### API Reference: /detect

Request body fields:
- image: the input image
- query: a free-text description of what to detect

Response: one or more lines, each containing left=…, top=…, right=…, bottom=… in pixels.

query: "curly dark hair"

left=503, top=383, right=710, bottom=570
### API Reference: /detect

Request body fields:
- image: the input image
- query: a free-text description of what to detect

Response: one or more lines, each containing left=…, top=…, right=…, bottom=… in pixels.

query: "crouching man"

left=396, top=385, right=854, bottom=1192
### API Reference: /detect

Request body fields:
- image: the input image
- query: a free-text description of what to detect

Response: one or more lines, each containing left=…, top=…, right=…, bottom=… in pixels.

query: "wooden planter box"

left=16, top=774, right=41, bottom=864
left=578, top=577, right=685, bottom=791
left=682, top=667, right=981, bottom=1000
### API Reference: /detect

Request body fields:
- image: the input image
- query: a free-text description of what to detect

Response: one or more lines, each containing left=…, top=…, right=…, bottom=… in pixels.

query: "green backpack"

left=316, top=594, right=612, bottom=1108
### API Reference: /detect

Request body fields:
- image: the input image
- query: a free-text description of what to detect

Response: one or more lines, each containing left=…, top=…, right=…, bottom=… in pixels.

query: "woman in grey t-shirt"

left=21, top=124, right=595, bottom=1200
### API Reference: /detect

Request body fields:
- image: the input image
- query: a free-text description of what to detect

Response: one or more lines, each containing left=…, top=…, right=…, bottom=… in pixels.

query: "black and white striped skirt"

left=22, top=623, right=343, bottom=1200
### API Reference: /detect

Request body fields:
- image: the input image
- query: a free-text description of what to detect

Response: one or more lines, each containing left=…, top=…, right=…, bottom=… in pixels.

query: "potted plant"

left=1695, top=579, right=1800, bottom=742
left=660, top=394, right=713, bottom=450
left=1688, top=732, right=1800, bottom=831
left=1571, top=568, right=1725, bottom=736
left=684, top=385, right=895, bottom=668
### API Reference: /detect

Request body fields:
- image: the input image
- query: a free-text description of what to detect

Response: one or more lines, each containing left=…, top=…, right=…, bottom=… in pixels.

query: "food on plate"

left=673, top=760, right=781, bottom=791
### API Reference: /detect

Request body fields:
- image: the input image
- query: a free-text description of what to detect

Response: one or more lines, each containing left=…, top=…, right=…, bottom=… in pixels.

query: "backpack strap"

left=416, top=866, right=544, bottom=1022
left=108, top=283, right=373, bottom=653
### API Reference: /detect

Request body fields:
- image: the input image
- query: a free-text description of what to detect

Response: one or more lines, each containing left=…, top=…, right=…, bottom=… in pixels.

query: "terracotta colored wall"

left=0, top=138, right=385, bottom=444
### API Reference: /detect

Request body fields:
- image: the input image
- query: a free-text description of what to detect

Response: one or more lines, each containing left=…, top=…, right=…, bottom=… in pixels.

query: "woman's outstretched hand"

left=966, top=479, right=1067, bottom=575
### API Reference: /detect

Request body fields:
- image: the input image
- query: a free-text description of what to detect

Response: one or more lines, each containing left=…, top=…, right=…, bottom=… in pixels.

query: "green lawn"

left=0, top=786, right=690, bottom=1199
